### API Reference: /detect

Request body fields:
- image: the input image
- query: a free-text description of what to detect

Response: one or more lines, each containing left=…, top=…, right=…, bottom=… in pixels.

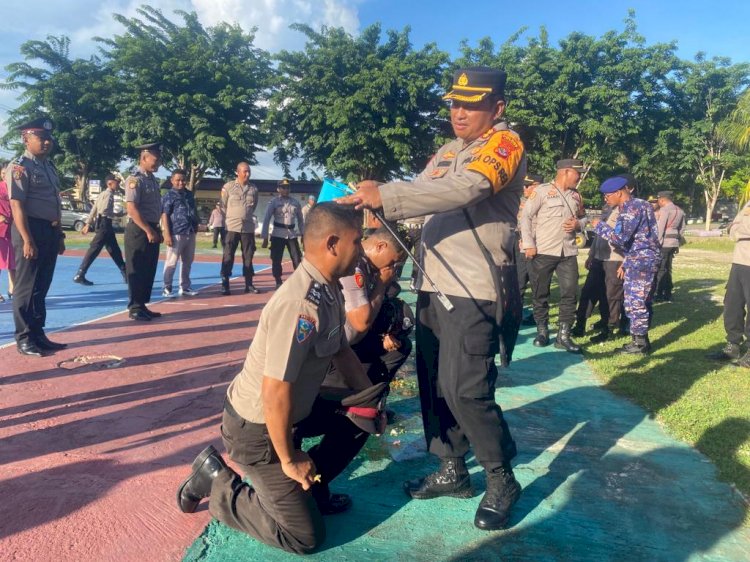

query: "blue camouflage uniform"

left=594, top=198, right=660, bottom=335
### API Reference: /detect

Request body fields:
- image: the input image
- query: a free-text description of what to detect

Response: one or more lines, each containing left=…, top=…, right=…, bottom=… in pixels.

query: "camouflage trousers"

left=623, top=267, right=657, bottom=336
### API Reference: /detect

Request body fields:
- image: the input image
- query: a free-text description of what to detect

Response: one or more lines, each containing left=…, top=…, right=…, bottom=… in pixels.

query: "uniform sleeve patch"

left=127, top=178, right=138, bottom=190
left=528, top=191, right=537, bottom=200
left=465, top=130, right=524, bottom=193
left=305, top=281, right=322, bottom=306
left=12, top=165, right=24, bottom=181
left=354, top=271, right=365, bottom=288
left=296, top=314, right=316, bottom=343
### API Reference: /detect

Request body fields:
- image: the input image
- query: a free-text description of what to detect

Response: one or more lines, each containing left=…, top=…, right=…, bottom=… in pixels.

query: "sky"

left=1, top=0, right=748, bottom=176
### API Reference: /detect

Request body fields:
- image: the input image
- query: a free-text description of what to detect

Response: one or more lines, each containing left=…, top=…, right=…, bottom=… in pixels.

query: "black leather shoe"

left=17, top=341, right=44, bottom=357
left=620, top=334, right=651, bottom=355
left=533, top=325, right=549, bottom=347
left=129, top=310, right=152, bottom=321
left=143, top=308, right=162, bottom=318
left=570, top=322, right=585, bottom=337
left=36, top=333, right=68, bottom=350
left=555, top=323, right=582, bottom=353
left=221, top=278, right=230, bottom=296
left=73, top=273, right=94, bottom=286
left=275, top=280, right=283, bottom=289
left=474, top=471, right=522, bottom=530
left=404, top=458, right=473, bottom=500
left=317, top=493, right=352, bottom=515
left=707, top=343, right=741, bottom=362
left=244, top=284, right=260, bottom=294
left=177, top=445, right=229, bottom=513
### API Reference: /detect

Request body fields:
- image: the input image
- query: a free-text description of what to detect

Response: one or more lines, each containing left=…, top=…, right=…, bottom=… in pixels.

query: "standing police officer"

left=124, top=143, right=163, bottom=321
left=220, top=162, right=259, bottom=295
left=262, top=179, right=304, bottom=289
left=161, top=169, right=199, bottom=296
left=593, top=176, right=660, bottom=354
left=5, top=117, right=67, bottom=356
left=73, top=174, right=127, bottom=285
left=654, top=190, right=685, bottom=302
left=516, top=174, right=542, bottom=316
left=520, top=159, right=587, bottom=352
left=340, top=67, right=526, bottom=531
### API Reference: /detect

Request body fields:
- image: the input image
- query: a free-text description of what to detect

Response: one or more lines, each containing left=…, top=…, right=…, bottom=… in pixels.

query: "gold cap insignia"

left=457, top=73, right=469, bottom=86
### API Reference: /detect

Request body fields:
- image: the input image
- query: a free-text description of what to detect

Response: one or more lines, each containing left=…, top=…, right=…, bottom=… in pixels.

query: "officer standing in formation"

left=220, top=162, right=259, bottom=295
left=124, top=143, right=163, bottom=321
left=5, top=117, right=68, bottom=356
left=208, top=201, right=226, bottom=248
left=520, top=159, right=587, bottom=353
left=708, top=200, right=750, bottom=366
left=161, top=169, right=199, bottom=297
left=593, top=176, right=660, bottom=354
left=178, top=203, right=377, bottom=554
left=262, top=178, right=304, bottom=288
left=654, top=190, right=685, bottom=302
left=515, top=174, right=542, bottom=305
left=302, top=194, right=316, bottom=224
left=73, top=174, right=127, bottom=286
left=341, top=67, right=526, bottom=531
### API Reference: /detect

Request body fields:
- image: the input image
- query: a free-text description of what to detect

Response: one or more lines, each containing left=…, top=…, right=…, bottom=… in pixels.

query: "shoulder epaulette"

left=305, top=280, right=323, bottom=307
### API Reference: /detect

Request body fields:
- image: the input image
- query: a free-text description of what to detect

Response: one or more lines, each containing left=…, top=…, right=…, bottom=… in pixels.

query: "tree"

left=722, top=89, right=750, bottom=205
left=266, top=24, right=449, bottom=182
left=98, top=6, right=273, bottom=189
left=1, top=36, right=123, bottom=200
left=454, top=13, right=683, bottom=201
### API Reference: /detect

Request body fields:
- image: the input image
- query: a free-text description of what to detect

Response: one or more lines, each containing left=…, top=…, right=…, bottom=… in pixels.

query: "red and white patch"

left=354, top=271, right=365, bottom=288
left=494, top=136, right=521, bottom=160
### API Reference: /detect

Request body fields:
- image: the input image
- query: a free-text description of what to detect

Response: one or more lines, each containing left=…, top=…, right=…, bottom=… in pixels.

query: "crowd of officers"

left=5, top=63, right=745, bottom=556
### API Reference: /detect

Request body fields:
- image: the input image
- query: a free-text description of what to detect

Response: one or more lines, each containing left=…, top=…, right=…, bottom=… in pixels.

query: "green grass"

left=682, top=235, right=735, bottom=253
left=576, top=247, right=750, bottom=503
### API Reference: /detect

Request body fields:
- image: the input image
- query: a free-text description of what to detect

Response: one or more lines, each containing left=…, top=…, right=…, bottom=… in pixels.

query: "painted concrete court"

left=0, top=262, right=748, bottom=561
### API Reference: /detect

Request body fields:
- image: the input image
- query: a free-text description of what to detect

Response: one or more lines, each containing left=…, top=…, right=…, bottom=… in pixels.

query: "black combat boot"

left=221, top=277, right=230, bottom=296
left=533, top=324, right=549, bottom=347
left=555, top=323, right=581, bottom=353
left=570, top=320, right=585, bottom=337
left=620, top=334, right=651, bottom=355
left=177, top=445, right=230, bottom=513
left=244, top=280, right=260, bottom=294
left=474, top=470, right=522, bottom=530
left=590, top=325, right=616, bottom=343
left=73, top=269, right=94, bottom=286
left=404, top=458, right=473, bottom=500
left=707, top=342, right=741, bottom=362
left=591, top=318, right=607, bottom=331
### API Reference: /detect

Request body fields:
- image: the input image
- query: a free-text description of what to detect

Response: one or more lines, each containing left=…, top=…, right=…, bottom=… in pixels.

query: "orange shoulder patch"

left=465, top=130, right=524, bottom=193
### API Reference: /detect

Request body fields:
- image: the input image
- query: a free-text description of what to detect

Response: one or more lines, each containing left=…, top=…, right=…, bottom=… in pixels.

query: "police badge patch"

left=354, top=271, right=365, bottom=289
left=296, top=314, right=316, bottom=343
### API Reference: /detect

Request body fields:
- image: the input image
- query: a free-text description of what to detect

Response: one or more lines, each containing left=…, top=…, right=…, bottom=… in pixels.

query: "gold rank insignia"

left=442, top=151, right=456, bottom=160
left=547, top=189, right=558, bottom=197
left=429, top=168, right=448, bottom=179
left=458, top=73, right=469, bottom=86
left=528, top=191, right=537, bottom=200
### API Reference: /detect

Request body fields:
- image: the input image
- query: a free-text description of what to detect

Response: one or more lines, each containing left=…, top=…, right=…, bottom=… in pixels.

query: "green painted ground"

left=185, top=268, right=750, bottom=562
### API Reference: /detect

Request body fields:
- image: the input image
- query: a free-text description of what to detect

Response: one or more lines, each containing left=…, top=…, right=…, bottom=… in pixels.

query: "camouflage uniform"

left=594, top=198, right=660, bottom=335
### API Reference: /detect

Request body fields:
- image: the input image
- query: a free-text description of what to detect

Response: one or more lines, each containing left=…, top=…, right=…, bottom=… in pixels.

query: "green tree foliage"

left=455, top=13, right=683, bottom=202
left=98, top=6, right=272, bottom=188
left=1, top=36, right=122, bottom=199
left=266, top=23, right=449, bottom=181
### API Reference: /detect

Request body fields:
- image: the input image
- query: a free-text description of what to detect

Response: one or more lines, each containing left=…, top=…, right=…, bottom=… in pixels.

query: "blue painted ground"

left=184, top=286, right=750, bottom=562
left=0, top=255, right=269, bottom=346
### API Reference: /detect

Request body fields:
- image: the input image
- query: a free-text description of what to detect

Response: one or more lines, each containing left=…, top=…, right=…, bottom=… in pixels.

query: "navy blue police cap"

left=135, top=142, right=162, bottom=154
left=16, top=117, right=54, bottom=133
left=599, top=176, right=629, bottom=194
left=443, top=67, right=506, bottom=103
left=524, top=173, right=544, bottom=186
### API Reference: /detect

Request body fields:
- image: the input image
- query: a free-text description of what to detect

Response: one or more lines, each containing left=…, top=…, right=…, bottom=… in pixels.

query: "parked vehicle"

left=60, top=199, right=90, bottom=232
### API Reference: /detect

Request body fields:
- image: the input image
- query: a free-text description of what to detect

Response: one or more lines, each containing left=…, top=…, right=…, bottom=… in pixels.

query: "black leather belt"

left=28, top=216, right=59, bottom=227
left=273, top=222, right=295, bottom=229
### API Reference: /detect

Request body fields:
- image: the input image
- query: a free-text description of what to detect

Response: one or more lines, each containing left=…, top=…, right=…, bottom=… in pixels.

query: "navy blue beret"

left=599, top=176, right=628, bottom=194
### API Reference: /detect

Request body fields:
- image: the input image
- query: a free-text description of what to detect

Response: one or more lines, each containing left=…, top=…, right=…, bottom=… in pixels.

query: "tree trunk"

left=76, top=168, right=90, bottom=202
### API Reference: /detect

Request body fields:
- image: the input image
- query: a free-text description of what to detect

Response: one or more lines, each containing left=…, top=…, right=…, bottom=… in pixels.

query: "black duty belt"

left=28, top=216, right=59, bottom=227
left=274, top=222, right=295, bottom=229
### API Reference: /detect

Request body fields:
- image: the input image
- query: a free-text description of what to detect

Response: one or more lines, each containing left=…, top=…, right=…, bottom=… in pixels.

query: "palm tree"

left=722, top=90, right=750, bottom=205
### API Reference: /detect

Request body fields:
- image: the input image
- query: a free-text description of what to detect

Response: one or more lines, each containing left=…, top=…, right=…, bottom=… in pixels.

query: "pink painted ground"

left=0, top=259, right=284, bottom=562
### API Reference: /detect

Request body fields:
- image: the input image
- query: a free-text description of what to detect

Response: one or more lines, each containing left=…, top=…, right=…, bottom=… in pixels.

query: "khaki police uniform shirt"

left=302, top=203, right=314, bottom=224
left=125, top=168, right=161, bottom=224
left=227, top=259, right=348, bottom=424
left=520, top=183, right=584, bottom=257
left=87, top=189, right=116, bottom=226
left=730, top=202, right=750, bottom=266
left=221, top=181, right=258, bottom=233
left=592, top=207, right=625, bottom=262
left=656, top=202, right=685, bottom=249
left=5, top=150, right=62, bottom=222
left=379, top=122, right=527, bottom=302
left=262, top=195, right=304, bottom=240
